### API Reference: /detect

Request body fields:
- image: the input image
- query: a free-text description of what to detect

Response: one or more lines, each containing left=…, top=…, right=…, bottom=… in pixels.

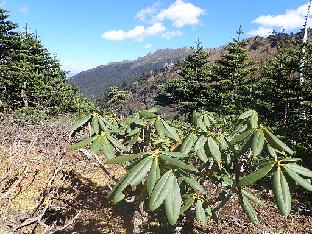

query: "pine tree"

left=212, top=26, right=254, bottom=115
left=0, top=8, right=94, bottom=113
left=163, top=40, right=213, bottom=112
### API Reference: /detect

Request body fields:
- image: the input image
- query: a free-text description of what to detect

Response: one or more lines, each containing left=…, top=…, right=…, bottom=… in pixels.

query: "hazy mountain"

left=69, top=48, right=192, bottom=100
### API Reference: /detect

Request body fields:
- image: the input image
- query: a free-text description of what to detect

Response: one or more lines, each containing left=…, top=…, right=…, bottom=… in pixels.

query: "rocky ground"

left=0, top=115, right=311, bottom=233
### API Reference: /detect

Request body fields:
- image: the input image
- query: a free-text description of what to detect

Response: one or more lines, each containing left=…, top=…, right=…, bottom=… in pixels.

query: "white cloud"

left=144, top=43, right=153, bottom=49
left=136, top=2, right=161, bottom=21
left=248, top=27, right=273, bottom=37
left=161, top=30, right=182, bottom=39
left=102, top=22, right=166, bottom=41
left=19, top=6, right=30, bottom=15
left=250, top=2, right=312, bottom=36
left=155, top=0, right=204, bottom=27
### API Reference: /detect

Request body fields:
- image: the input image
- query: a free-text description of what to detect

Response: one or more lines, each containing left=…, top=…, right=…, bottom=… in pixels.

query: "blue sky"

left=1, top=0, right=311, bottom=75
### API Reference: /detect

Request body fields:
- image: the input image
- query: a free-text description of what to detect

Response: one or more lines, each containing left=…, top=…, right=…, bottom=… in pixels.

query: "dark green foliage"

left=211, top=26, right=254, bottom=115
left=163, top=40, right=213, bottom=112
left=0, top=8, right=94, bottom=115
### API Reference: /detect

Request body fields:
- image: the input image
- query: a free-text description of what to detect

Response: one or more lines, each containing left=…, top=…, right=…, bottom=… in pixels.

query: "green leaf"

left=160, top=154, right=197, bottom=172
left=280, top=158, right=301, bottom=163
left=272, top=168, right=291, bottom=216
left=68, top=136, right=97, bottom=151
left=284, top=167, right=312, bottom=192
left=203, top=115, right=211, bottom=128
left=194, top=135, right=207, bottom=152
left=102, top=138, right=116, bottom=160
left=106, top=153, right=145, bottom=164
left=240, top=195, right=259, bottom=224
left=90, top=135, right=104, bottom=155
left=251, top=129, right=264, bottom=157
left=242, top=190, right=267, bottom=208
left=195, top=200, right=207, bottom=226
left=70, top=115, right=91, bottom=136
left=162, top=151, right=188, bottom=158
left=263, top=128, right=294, bottom=155
left=207, top=137, right=221, bottom=163
left=130, top=157, right=153, bottom=187
left=99, top=115, right=115, bottom=130
left=283, top=163, right=312, bottom=178
left=113, top=157, right=152, bottom=203
left=250, top=112, right=258, bottom=129
left=155, top=118, right=166, bottom=138
left=147, top=157, right=160, bottom=195
left=180, top=195, right=195, bottom=214
left=239, top=162, right=274, bottom=187
left=181, top=176, right=204, bottom=192
left=98, top=118, right=109, bottom=132
left=91, top=115, right=100, bottom=135
left=196, top=146, right=208, bottom=163
left=161, top=119, right=181, bottom=141
left=231, top=129, right=254, bottom=144
left=149, top=170, right=174, bottom=211
left=107, top=134, right=128, bottom=151
left=238, top=110, right=254, bottom=120
left=180, top=133, right=196, bottom=154
left=165, top=176, right=182, bottom=225
left=196, top=117, right=207, bottom=132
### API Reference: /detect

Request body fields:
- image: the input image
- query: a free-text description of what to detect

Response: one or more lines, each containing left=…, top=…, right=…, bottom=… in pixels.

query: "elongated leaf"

left=194, top=135, right=207, bottom=152
left=242, top=190, right=267, bottom=208
left=196, top=146, right=208, bottom=163
left=99, top=115, right=115, bottom=130
left=161, top=119, right=180, bottom=141
left=231, top=129, right=254, bottom=144
left=238, top=110, right=254, bottom=120
left=98, top=118, right=109, bottom=132
left=195, top=200, right=207, bottom=226
left=272, top=168, right=291, bottom=216
left=155, top=118, right=166, bottom=138
left=240, top=195, right=259, bottom=224
left=283, top=164, right=312, bottom=178
left=280, top=158, right=301, bottom=163
left=181, top=176, right=204, bottom=192
left=163, top=151, right=188, bottom=158
left=180, top=133, right=196, bottom=154
left=147, top=157, right=160, bottom=195
left=106, top=153, right=145, bottom=164
left=267, top=145, right=277, bottom=159
left=218, top=136, right=228, bottom=151
left=68, top=136, right=97, bottom=151
left=90, top=135, right=104, bottom=155
left=251, top=130, right=265, bottom=157
left=149, top=170, right=173, bottom=211
left=250, top=112, right=258, bottom=129
left=107, top=135, right=128, bottom=151
left=127, top=128, right=140, bottom=137
left=129, top=132, right=140, bottom=146
left=180, top=195, right=195, bottom=214
left=113, top=157, right=152, bottom=202
left=70, top=115, right=91, bottom=136
left=207, top=137, right=221, bottom=163
left=130, top=157, right=153, bottom=187
left=102, top=138, right=116, bottom=160
left=197, top=117, right=207, bottom=132
left=165, top=176, right=182, bottom=225
left=239, top=162, right=274, bottom=187
left=284, top=167, right=312, bottom=192
left=263, top=128, right=294, bottom=155
left=203, top=115, right=211, bottom=128
left=92, top=115, right=100, bottom=135
left=160, top=154, right=197, bottom=172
